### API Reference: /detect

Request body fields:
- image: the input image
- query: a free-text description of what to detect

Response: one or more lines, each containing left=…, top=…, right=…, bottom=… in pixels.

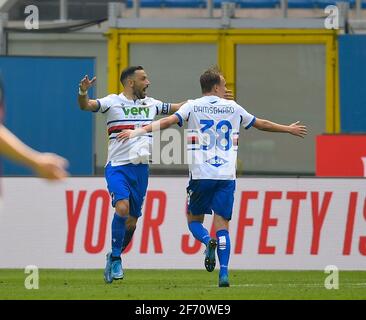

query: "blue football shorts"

left=186, top=179, right=236, bottom=221
left=105, top=162, right=149, bottom=218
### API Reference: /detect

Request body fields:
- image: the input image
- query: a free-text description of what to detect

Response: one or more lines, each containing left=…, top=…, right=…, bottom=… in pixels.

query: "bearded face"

left=131, top=70, right=150, bottom=100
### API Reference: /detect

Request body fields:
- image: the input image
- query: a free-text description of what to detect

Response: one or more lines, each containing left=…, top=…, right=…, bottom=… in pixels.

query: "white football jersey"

left=175, top=95, right=255, bottom=180
left=96, top=93, right=171, bottom=166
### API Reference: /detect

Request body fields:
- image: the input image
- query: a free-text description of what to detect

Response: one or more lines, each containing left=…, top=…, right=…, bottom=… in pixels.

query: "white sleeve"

left=238, top=104, right=256, bottom=129
left=154, top=99, right=172, bottom=115
left=174, top=101, right=192, bottom=127
left=95, top=95, right=114, bottom=113
left=147, top=97, right=171, bottom=115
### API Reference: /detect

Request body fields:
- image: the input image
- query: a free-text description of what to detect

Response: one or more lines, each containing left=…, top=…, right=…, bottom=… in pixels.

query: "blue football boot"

left=104, top=252, right=113, bottom=284
left=111, top=258, right=124, bottom=280
left=219, top=274, right=230, bottom=287
left=204, top=238, right=217, bottom=272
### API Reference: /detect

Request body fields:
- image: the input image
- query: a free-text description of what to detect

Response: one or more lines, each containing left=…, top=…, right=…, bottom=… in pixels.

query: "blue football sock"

left=121, top=226, right=136, bottom=253
left=188, top=221, right=210, bottom=246
left=216, top=229, right=231, bottom=278
left=111, top=213, right=127, bottom=258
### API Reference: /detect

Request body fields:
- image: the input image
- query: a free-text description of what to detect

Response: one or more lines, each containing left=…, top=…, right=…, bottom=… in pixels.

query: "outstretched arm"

left=0, top=125, right=68, bottom=180
left=117, top=114, right=180, bottom=142
left=253, top=118, right=307, bottom=138
left=78, top=75, right=99, bottom=111
left=170, top=101, right=186, bottom=113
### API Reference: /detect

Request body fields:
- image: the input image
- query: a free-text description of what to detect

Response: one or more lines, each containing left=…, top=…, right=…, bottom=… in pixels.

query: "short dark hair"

left=200, top=66, right=222, bottom=94
left=120, top=66, right=144, bottom=86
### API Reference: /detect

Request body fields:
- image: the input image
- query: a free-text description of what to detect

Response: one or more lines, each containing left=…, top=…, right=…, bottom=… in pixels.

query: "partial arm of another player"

left=117, top=114, right=180, bottom=142
left=170, top=101, right=186, bottom=113
left=224, top=89, right=234, bottom=100
left=0, top=125, right=68, bottom=180
left=78, top=75, right=99, bottom=111
left=253, top=118, right=307, bottom=138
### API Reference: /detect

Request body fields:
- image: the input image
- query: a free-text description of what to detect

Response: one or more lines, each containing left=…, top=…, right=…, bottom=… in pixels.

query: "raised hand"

left=79, top=75, right=96, bottom=92
left=289, top=121, right=308, bottom=138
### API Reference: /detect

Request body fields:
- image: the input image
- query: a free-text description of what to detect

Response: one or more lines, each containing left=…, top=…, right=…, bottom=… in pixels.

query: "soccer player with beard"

left=78, top=66, right=186, bottom=283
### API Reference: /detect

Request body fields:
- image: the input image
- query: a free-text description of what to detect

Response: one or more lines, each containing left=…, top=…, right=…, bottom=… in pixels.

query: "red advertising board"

left=316, top=135, right=366, bottom=177
left=1, top=177, right=366, bottom=270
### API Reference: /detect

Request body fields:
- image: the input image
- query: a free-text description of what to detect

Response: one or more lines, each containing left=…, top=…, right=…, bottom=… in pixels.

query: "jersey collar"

left=120, top=92, right=145, bottom=105
left=203, top=95, right=220, bottom=104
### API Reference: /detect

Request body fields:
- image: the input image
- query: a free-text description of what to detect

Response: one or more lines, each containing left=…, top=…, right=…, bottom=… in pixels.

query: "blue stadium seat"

left=165, top=0, right=205, bottom=7
left=236, top=0, right=280, bottom=8
left=213, top=0, right=235, bottom=9
left=212, top=0, right=279, bottom=9
left=315, top=0, right=355, bottom=9
left=126, top=0, right=164, bottom=8
left=288, top=0, right=317, bottom=8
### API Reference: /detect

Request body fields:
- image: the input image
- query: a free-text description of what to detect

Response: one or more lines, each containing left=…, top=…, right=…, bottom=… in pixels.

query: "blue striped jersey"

left=96, top=93, right=171, bottom=166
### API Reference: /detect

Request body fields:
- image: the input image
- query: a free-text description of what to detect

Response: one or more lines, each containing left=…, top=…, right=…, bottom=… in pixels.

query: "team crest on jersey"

left=206, top=155, right=228, bottom=167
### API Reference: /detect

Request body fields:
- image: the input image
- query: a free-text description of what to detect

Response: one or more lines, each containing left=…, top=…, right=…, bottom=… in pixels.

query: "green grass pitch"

left=0, top=269, right=365, bottom=300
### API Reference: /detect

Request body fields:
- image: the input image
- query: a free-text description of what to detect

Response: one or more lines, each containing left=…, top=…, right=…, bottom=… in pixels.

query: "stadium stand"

left=122, top=0, right=360, bottom=9
left=40, top=0, right=353, bottom=10
left=5, top=0, right=365, bottom=21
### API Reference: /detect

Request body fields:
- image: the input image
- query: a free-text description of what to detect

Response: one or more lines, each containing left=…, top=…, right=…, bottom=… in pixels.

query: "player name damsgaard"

left=135, top=304, right=170, bottom=318
left=193, top=105, right=235, bottom=114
